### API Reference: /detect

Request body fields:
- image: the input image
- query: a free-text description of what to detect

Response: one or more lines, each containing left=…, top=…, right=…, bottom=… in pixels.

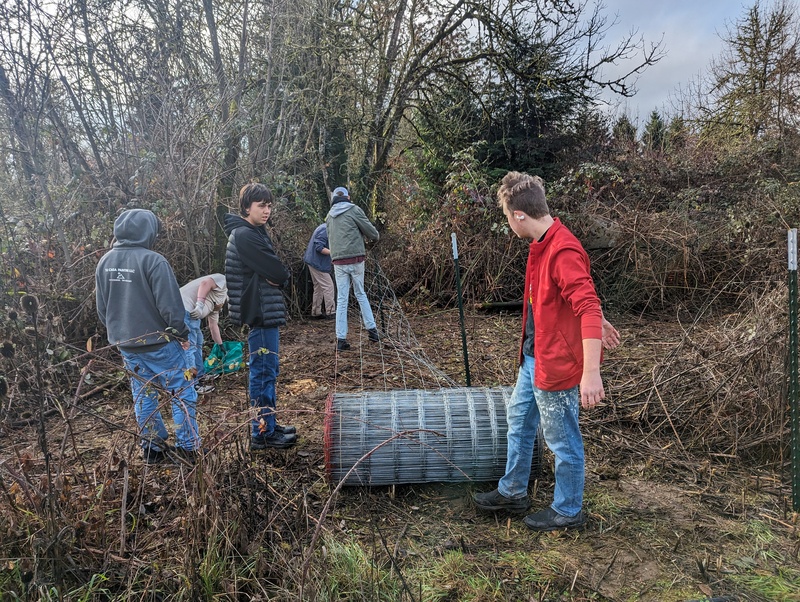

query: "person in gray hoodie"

left=95, top=209, right=201, bottom=464
left=325, top=187, right=380, bottom=351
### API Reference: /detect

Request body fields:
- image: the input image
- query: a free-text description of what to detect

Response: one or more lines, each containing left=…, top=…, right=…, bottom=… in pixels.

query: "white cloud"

left=595, top=0, right=749, bottom=121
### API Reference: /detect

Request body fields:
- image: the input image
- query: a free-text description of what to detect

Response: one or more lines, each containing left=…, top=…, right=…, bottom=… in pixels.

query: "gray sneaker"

left=523, top=507, right=587, bottom=531
left=473, top=488, right=529, bottom=513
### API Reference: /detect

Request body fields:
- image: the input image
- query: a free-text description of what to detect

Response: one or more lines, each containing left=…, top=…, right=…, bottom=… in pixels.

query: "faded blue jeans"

left=498, top=354, right=585, bottom=517
left=121, top=341, right=201, bottom=452
left=248, top=326, right=280, bottom=438
left=185, top=313, right=205, bottom=379
left=334, top=261, right=376, bottom=340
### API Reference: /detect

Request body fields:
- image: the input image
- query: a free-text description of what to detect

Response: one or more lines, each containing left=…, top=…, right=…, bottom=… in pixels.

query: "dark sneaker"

left=337, top=339, right=350, bottom=351
left=523, top=507, right=587, bottom=532
left=143, top=447, right=167, bottom=465
left=367, top=328, right=380, bottom=342
left=170, top=447, right=207, bottom=465
left=274, top=424, right=297, bottom=435
left=473, top=488, right=529, bottom=513
left=251, top=432, right=297, bottom=450
left=323, top=313, right=336, bottom=320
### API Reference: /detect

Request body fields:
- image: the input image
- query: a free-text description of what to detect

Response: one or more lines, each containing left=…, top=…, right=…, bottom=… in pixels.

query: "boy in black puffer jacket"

left=224, top=183, right=297, bottom=449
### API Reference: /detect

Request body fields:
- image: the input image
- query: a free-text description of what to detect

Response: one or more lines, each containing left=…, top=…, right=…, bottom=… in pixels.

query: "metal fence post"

left=788, top=229, right=799, bottom=511
left=451, top=233, right=471, bottom=387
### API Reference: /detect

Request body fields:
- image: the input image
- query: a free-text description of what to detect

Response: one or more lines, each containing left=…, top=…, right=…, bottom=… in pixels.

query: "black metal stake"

left=789, top=229, right=799, bottom=511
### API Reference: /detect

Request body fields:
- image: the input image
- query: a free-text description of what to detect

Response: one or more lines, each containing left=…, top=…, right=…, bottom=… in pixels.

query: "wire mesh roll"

left=324, top=387, right=515, bottom=486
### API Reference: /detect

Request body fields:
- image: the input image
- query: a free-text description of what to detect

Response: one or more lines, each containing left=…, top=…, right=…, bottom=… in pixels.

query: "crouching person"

left=180, top=273, right=228, bottom=393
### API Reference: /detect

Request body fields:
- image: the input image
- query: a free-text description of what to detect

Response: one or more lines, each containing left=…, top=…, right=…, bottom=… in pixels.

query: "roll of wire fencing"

left=324, top=387, right=544, bottom=486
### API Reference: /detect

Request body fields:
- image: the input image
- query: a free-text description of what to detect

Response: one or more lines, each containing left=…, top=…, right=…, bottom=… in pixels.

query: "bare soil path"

left=1, top=309, right=798, bottom=601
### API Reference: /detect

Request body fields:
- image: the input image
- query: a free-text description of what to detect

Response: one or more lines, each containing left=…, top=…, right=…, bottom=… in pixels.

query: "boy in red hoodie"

left=474, top=172, right=619, bottom=530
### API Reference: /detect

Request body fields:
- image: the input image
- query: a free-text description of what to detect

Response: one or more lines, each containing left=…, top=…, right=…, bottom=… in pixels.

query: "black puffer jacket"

left=223, top=214, right=290, bottom=328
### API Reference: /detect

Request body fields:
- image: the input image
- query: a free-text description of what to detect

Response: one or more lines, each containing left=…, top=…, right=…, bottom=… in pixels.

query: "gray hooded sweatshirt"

left=95, top=209, right=188, bottom=351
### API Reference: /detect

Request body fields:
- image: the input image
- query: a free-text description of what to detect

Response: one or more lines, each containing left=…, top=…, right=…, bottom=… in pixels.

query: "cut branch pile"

left=594, top=287, right=789, bottom=463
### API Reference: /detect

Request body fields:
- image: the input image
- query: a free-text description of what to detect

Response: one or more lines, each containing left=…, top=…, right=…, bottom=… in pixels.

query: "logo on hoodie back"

left=104, top=267, right=136, bottom=283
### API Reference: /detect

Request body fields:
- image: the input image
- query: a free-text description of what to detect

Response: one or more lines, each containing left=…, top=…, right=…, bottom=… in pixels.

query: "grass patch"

left=316, top=535, right=402, bottom=601
left=729, top=566, right=800, bottom=602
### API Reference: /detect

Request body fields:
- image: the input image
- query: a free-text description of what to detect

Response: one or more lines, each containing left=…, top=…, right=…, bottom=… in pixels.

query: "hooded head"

left=330, top=187, right=350, bottom=205
left=113, top=209, right=161, bottom=249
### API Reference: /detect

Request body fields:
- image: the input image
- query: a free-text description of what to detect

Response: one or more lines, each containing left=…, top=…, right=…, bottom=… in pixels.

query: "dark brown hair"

left=239, top=183, right=273, bottom=216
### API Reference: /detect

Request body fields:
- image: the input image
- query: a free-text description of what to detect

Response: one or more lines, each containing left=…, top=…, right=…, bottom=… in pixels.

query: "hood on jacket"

left=113, top=209, right=160, bottom=249
left=328, top=202, right=355, bottom=218
left=224, top=213, right=252, bottom=236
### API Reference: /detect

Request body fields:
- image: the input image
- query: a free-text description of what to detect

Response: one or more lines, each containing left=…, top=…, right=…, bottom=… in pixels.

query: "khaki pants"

left=308, top=265, right=335, bottom=316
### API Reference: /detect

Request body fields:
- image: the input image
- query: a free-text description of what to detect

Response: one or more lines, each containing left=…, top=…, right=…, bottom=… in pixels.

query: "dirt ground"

left=2, top=308, right=799, bottom=601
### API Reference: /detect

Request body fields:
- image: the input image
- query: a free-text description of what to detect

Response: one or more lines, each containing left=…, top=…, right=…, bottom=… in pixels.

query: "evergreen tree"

left=612, top=114, right=638, bottom=149
left=703, top=0, right=800, bottom=140
left=642, top=110, right=667, bottom=151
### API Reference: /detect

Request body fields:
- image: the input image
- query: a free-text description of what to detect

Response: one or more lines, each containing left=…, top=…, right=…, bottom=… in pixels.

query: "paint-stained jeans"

left=498, top=354, right=584, bottom=517
left=334, top=261, right=376, bottom=340
left=185, top=313, right=205, bottom=379
left=121, top=341, right=200, bottom=452
left=247, top=326, right=280, bottom=437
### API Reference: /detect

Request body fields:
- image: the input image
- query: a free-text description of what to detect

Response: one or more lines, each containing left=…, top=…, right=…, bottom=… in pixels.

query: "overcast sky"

left=595, top=0, right=752, bottom=123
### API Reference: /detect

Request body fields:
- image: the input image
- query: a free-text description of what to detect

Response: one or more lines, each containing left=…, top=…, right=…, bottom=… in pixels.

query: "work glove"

left=189, top=299, right=206, bottom=319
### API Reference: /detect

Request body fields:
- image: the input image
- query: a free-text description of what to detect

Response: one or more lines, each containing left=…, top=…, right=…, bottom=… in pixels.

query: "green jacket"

left=325, top=202, right=379, bottom=261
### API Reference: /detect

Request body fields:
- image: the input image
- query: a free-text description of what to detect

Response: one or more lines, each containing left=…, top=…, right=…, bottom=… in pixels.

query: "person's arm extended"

left=208, top=311, right=223, bottom=345
left=313, top=230, right=331, bottom=255
left=196, top=277, right=217, bottom=301
left=356, top=208, right=380, bottom=241
left=580, top=338, right=604, bottom=409
left=190, top=277, right=218, bottom=318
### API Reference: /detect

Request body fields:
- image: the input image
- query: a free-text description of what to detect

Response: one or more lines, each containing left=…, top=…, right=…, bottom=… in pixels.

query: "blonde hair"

left=496, top=171, right=549, bottom=218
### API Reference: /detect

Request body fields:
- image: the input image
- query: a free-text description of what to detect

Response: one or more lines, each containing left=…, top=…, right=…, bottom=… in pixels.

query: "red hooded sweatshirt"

left=521, top=218, right=603, bottom=391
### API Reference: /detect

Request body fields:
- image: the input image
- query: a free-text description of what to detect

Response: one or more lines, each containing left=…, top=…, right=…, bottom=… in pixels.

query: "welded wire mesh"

left=324, top=386, right=515, bottom=486
left=331, top=255, right=460, bottom=393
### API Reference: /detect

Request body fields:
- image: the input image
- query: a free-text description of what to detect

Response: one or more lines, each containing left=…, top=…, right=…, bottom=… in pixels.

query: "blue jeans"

left=120, top=341, right=201, bottom=452
left=248, top=327, right=280, bottom=438
left=185, top=314, right=205, bottom=379
left=498, top=355, right=584, bottom=517
left=334, top=261, right=376, bottom=340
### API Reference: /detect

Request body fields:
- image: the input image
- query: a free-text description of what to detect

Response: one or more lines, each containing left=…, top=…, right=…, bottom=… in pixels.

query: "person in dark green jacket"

left=325, top=187, right=380, bottom=351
